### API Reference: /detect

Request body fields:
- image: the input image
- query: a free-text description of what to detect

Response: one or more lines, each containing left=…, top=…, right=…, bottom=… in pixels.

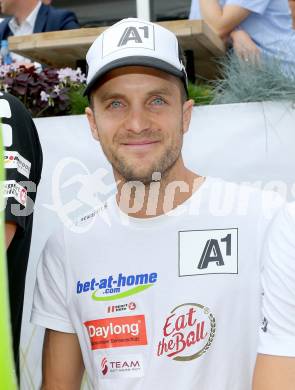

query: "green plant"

left=211, top=54, right=295, bottom=104
left=0, top=64, right=87, bottom=117
left=188, top=82, right=214, bottom=105
left=68, top=85, right=88, bottom=115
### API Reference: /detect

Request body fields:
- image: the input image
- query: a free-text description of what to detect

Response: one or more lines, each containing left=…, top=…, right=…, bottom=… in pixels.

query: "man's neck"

left=116, top=166, right=204, bottom=219
left=14, top=0, right=39, bottom=25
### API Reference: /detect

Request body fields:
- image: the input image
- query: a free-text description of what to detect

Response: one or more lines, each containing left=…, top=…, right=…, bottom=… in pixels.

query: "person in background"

left=2, top=92, right=42, bottom=380
left=189, top=0, right=295, bottom=71
left=0, top=0, right=79, bottom=41
left=252, top=203, right=295, bottom=390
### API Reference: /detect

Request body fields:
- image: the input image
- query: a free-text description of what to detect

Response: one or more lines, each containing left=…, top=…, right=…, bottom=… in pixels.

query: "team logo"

left=157, top=303, right=216, bottom=361
left=179, top=228, right=238, bottom=276
left=84, top=314, right=147, bottom=350
left=76, top=272, right=158, bottom=301
left=101, top=357, right=108, bottom=376
left=99, top=354, right=144, bottom=379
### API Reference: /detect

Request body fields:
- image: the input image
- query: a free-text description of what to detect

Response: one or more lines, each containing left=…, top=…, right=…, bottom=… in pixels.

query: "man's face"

left=86, top=66, right=193, bottom=184
left=0, top=0, right=17, bottom=15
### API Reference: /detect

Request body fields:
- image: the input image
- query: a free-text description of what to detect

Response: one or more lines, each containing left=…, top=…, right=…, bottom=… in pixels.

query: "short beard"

left=111, top=137, right=183, bottom=185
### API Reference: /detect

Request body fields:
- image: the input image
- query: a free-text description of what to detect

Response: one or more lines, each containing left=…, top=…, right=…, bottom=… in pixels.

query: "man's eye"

left=110, top=100, right=123, bottom=109
left=152, top=97, right=165, bottom=105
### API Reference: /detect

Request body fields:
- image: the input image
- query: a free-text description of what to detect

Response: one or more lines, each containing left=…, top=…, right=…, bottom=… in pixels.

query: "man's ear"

left=85, top=107, right=100, bottom=141
left=182, top=99, right=194, bottom=134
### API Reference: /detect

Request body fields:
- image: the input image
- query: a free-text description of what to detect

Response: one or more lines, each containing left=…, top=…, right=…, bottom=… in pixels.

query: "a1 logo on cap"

left=102, top=20, right=155, bottom=58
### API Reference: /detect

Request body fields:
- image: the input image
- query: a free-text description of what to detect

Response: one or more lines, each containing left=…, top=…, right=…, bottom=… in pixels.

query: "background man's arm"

left=253, top=354, right=295, bottom=390
left=199, top=0, right=250, bottom=37
left=42, top=329, right=84, bottom=390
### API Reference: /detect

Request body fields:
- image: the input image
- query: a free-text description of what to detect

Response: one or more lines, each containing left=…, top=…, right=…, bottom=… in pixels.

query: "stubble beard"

left=109, top=130, right=184, bottom=185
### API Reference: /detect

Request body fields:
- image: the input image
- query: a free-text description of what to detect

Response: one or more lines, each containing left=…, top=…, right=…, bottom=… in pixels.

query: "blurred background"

left=0, top=0, right=191, bottom=26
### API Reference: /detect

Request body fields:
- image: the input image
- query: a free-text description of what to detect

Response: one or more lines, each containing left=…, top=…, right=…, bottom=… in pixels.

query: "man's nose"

left=123, top=107, right=152, bottom=134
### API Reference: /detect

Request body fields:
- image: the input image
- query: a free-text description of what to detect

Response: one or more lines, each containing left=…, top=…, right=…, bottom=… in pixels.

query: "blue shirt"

left=189, top=0, right=295, bottom=71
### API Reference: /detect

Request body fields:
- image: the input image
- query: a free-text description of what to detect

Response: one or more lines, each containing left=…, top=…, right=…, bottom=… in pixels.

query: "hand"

left=230, top=29, right=260, bottom=63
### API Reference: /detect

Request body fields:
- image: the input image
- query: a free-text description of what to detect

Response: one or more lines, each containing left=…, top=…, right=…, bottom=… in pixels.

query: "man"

left=31, top=18, right=283, bottom=389
left=0, top=0, right=79, bottom=41
left=189, top=0, right=295, bottom=70
left=2, top=92, right=42, bottom=379
left=253, top=203, right=295, bottom=390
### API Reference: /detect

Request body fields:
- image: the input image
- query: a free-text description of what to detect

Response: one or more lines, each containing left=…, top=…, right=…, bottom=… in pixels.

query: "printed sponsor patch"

left=179, top=228, right=238, bottom=276
left=107, top=302, right=137, bottom=314
left=84, top=314, right=147, bottom=350
left=3, top=180, right=27, bottom=206
left=102, top=20, right=155, bottom=57
left=157, top=303, right=216, bottom=361
left=4, top=151, right=31, bottom=178
left=99, top=354, right=144, bottom=379
left=76, top=272, right=158, bottom=301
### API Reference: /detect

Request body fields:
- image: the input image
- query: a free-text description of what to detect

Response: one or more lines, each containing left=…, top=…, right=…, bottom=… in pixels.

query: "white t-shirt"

left=258, top=202, right=295, bottom=357
left=31, top=177, right=283, bottom=389
left=189, top=0, right=295, bottom=72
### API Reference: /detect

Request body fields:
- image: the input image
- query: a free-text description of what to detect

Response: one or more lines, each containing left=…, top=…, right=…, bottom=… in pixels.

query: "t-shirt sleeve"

left=224, top=0, right=272, bottom=15
left=258, top=203, right=295, bottom=357
left=1, top=93, right=42, bottom=232
left=31, top=229, right=75, bottom=333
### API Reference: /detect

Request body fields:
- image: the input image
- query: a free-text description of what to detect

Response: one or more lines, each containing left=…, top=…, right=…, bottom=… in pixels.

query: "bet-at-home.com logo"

left=76, top=272, right=158, bottom=301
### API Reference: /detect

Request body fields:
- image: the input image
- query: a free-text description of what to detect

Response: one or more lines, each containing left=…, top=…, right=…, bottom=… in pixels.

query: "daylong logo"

left=76, top=272, right=158, bottom=301
left=157, top=303, right=216, bottom=361
left=84, top=315, right=147, bottom=350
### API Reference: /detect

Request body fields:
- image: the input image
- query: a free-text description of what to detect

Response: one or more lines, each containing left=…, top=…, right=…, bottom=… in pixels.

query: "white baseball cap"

left=84, top=18, right=188, bottom=96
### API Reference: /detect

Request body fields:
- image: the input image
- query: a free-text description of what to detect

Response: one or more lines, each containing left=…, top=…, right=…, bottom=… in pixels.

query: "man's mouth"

left=121, top=140, right=160, bottom=149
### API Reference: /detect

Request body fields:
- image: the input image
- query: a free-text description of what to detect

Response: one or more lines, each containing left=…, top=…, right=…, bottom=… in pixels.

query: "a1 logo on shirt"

left=179, top=228, right=238, bottom=276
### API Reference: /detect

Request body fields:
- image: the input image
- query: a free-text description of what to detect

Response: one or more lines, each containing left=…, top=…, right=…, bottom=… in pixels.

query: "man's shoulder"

left=1, top=92, right=30, bottom=114
left=41, top=4, right=79, bottom=26
left=202, top=177, right=285, bottom=220
left=0, top=92, right=35, bottom=133
left=45, top=4, right=75, bottom=18
left=36, top=4, right=80, bottom=31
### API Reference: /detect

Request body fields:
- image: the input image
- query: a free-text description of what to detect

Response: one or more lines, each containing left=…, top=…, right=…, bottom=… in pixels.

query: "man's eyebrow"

left=98, top=92, right=125, bottom=101
left=147, top=88, right=174, bottom=97
left=98, top=88, right=174, bottom=101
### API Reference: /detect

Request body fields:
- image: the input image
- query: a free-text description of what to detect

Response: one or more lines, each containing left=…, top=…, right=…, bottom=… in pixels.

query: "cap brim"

left=84, top=56, right=187, bottom=96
